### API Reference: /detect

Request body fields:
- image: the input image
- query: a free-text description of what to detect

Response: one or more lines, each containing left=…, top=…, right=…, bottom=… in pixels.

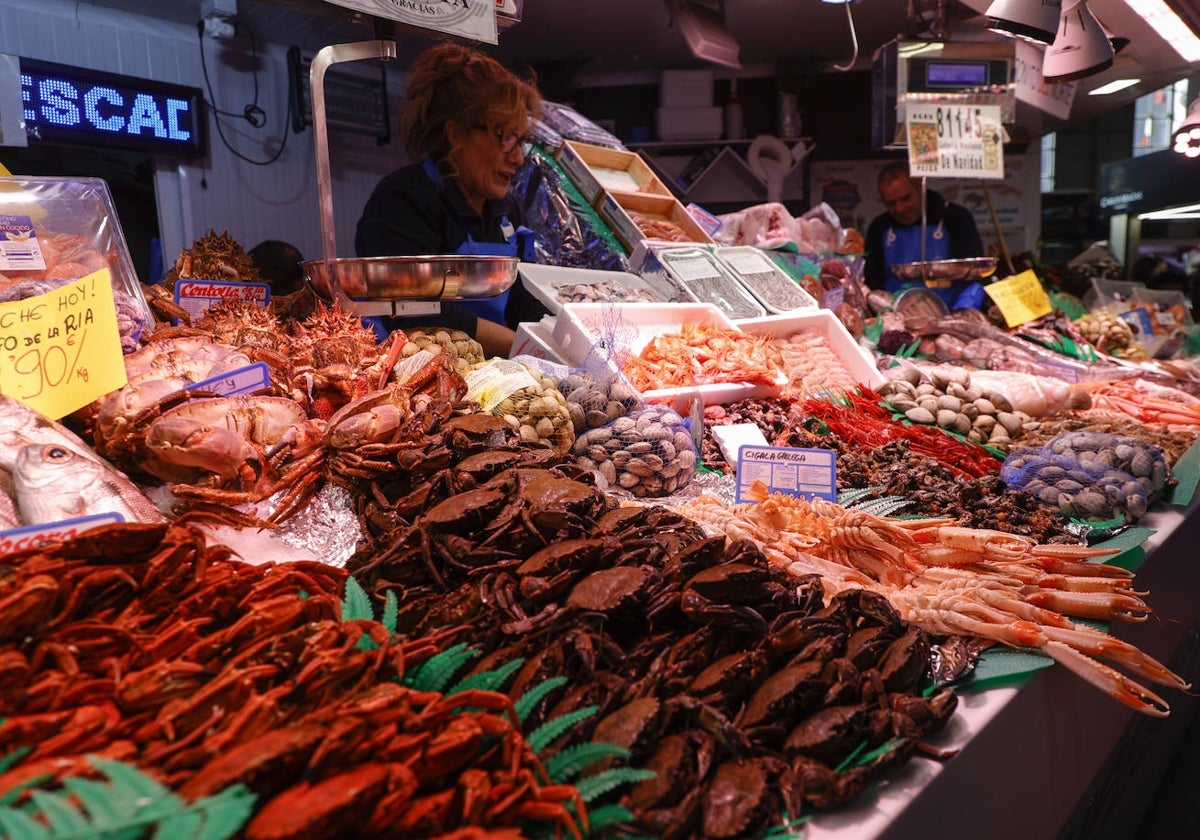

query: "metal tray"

left=302, top=255, right=517, bottom=301
left=892, top=257, right=997, bottom=288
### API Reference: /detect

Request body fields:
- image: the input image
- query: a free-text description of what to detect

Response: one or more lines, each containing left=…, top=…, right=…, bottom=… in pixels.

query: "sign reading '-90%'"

left=0, top=268, right=128, bottom=420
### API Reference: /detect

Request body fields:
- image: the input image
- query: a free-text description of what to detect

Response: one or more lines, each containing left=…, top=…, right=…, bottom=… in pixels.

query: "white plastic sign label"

left=0, top=512, right=124, bottom=555
left=906, top=103, right=1004, bottom=180
left=0, top=215, right=44, bottom=271
left=735, top=445, right=837, bottom=503
left=188, top=362, right=271, bottom=396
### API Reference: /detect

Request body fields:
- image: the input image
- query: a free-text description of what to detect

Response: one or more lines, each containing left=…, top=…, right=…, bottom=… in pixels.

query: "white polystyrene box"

left=660, top=69, right=714, bottom=107
left=554, top=301, right=785, bottom=406
left=737, top=309, right=886, bottom=391
left=511, top=316, right=567, bottom=365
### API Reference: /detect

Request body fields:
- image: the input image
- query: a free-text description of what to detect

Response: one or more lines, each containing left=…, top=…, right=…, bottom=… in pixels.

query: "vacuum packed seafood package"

left=0, top=176, right=153, bottom=350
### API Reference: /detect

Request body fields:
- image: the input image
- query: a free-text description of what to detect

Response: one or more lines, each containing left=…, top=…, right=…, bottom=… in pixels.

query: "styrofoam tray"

left=518, top=263, right=664, bottom=316
left=738, top=309, right=885, bottom=390
left=510, top=315, right=567, bottom=365
left=555, top=302, right=786, bottom=406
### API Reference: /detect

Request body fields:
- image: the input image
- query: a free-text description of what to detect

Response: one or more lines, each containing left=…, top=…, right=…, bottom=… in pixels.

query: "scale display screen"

left=19, top=57, right=206, bottom=158
left=926, top=62, right=989, bottom=87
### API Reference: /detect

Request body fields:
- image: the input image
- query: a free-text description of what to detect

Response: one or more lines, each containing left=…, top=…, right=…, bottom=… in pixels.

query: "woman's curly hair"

left=401, top=42, right=542, bottom=177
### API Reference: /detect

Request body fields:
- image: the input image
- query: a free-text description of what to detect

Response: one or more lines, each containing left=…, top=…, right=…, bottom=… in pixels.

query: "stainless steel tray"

left=302, top=255, right=517, bottom=301
left=892, top=257, right=998, bottom=288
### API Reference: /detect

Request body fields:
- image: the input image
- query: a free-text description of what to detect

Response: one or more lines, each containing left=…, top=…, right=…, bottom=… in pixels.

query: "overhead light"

left=1173, top=97, right=1200, bottom=158
left=1088, top=78, right=1140, bottom=95
left=1123, top=0, right=1200, bottom=62
left=1139, top=202, right=1200, bottom=219
left=1042, top=0, right=1114, bottom=83
left=985, top=0, right=1062, bottom=45
left=666, top=0, right=741, bottom=69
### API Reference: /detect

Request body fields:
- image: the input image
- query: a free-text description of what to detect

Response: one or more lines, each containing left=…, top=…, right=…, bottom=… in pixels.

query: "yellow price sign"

left=984, top=269, right=1053, bottom=328
left=0, top=268, right=128, bottom=419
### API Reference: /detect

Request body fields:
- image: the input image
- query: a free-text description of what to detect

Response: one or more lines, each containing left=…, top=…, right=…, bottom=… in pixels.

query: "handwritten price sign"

left=0, top=268, right=128, bottom=419
left=984, top=269, right=1053, bottom=327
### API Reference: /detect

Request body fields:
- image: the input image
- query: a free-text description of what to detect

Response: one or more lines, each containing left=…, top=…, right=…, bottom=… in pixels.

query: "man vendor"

left=864, top=161, right=987, bottom=310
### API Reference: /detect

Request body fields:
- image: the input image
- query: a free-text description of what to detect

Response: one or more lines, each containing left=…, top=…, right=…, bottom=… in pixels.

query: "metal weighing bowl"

left=892, top=257, right=998, bottom=289
left=892, top=287, right=951, bottom=320
left=302, top=255, right=518, bottom=301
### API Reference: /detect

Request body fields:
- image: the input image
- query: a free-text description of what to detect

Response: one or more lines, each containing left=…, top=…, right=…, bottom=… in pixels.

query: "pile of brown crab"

left=69, top=299, right=468, bottom=524
left=344, top=406, right=960, bottom=839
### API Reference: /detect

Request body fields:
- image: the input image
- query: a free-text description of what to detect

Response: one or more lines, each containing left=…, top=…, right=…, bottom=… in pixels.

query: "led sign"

left=19, top=57, right=206, bottom=158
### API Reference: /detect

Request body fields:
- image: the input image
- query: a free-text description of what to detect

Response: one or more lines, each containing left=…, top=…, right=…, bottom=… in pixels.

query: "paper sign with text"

left=318, top=0, right=498, bottom=44
left=735, top=445, right=837, bottom=503
left=174, top=279, right=270, bottom=324
left=0, top=268, right=127, bottom=419
left=984, top=270, right=1052, bottom=327
left=906, top=103, right=1004, bottom=180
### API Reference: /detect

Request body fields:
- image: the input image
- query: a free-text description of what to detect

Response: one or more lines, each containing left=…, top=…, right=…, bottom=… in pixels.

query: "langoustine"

left=672, top=482, right=1188, bottom=717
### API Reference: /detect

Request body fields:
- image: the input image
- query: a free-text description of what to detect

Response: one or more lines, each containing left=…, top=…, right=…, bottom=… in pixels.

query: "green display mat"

left=1167, top=437, right=1200, bottom=510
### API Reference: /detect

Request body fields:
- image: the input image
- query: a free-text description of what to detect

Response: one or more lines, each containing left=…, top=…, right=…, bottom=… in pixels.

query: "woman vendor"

left=355, top=42, right=549, bottom=357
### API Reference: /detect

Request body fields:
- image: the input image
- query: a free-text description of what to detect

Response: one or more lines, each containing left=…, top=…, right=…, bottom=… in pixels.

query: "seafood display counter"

left=809, top=501, right=1200, bottom=840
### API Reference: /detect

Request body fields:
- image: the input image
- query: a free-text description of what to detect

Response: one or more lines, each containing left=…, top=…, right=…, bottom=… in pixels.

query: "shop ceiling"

left=77, top=0, right=1200, bottom=131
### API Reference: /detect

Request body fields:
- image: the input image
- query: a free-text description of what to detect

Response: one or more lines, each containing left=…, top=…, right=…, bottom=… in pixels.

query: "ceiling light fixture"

left=984, top=0, right=1062, bottom=45
left=1042, top=0, right=1114, bottom=83
left=1087, top=78, right=1140, bottom=95
left=1139, top=201, right=1200, bottom=219
left=665, top=0, right=741, bottom=69
left=1123, top=0, right=1200, bottom=62
left=1172, top=97, right=1200, bottom=158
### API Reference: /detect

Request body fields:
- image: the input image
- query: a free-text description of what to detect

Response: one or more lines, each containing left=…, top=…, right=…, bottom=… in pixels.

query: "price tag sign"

left=0, top=512, right=124, bottom=556
left=984, top=269, right=1053, bottom=327
left=188, top=362, right=271, bottom=396
left=0, top=268, right=127, bottom=419
left=735, top=445, right=837, bottom=503
left=906, top=103, right=1004, bottom=180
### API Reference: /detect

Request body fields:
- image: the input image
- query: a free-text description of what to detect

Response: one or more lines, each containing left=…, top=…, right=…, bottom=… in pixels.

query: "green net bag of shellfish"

left=463, top=358, right=576, bottom=455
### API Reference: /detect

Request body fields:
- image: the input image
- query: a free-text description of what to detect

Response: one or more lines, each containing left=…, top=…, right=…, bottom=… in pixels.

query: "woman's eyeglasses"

left=474, top=125, right=535, bottom=154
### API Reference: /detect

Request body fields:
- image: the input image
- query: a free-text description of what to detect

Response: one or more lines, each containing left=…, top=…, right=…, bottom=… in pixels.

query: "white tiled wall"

left=0, top=0, right=407, bottom=273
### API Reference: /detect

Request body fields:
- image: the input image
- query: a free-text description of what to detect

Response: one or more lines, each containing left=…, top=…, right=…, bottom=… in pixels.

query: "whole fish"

left=12, top=443, right=164, bottom=526
left=0, top=470, right=21, bottom=531
left=0, top=394, right=104, bottom=473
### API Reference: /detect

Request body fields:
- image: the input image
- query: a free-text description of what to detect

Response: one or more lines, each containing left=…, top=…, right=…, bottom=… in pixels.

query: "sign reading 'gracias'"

left=19, top=57, right=206, bottom=158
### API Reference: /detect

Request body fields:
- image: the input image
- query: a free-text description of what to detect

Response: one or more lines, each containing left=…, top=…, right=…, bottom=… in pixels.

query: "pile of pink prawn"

left=672, top=482, right=1189, bottom=717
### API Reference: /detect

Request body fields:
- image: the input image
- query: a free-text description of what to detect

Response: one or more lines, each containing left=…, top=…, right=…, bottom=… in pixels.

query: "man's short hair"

left=878, top=160, right=911, bottom=187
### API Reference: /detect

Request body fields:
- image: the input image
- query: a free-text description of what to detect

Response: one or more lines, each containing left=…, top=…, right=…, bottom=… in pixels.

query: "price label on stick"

left=0, top=268, right=128, bottom=419
left=984, top=269, right=1053, bottom=327
left=906, top=102, right=1004, bottom=180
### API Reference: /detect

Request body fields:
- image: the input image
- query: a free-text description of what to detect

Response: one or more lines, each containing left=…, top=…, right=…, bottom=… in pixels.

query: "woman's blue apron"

left=423, top=159, right=534, bottom=326
left=363, top=161, right=534, bottom=342
left=883, top=221, right=984, bottom=310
